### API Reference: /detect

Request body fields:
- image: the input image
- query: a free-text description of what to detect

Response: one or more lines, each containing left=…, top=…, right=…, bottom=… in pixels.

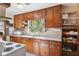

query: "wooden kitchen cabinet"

left=53, top=5, right=62, bottom=28
left=22, top=37, right=33, bottom=53
left=10, top=36, right=62, bottom=56
left=14, top=14, right=23, bottom=29
left=38, top=9, right=46, bottom=18
left=15, top=37, right=22, bottom=43
left=10, top=36, right=16, bottom=42
left=32, top=11, right=39, bottom=19
left=46, top=5, right=62, bottom=28
left=23, top=12, right=33, bottom=20
left=40, top=40, right=49, bottom=56
left=14, top=5, right=62, bottom=29
left=10, top=36, right=22, bottom=43
left=49, top=41, right=61, bottom=56
left=33, top=39, right=40, bottom=55
left=45, top=7, right=54, bottom=28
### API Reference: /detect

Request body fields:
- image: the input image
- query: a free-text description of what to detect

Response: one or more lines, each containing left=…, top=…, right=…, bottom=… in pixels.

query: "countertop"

left=10, top=34, right=61, bottom=41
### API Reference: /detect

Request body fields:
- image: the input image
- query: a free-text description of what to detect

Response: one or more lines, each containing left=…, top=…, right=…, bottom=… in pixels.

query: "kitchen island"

left=10, top=34, right=62, bottom=56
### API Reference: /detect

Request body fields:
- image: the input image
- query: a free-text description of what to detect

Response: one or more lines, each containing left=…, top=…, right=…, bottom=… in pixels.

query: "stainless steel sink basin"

left=3, top=47, right=14, bottom=52
left=15, top=44, right=21, bottom=47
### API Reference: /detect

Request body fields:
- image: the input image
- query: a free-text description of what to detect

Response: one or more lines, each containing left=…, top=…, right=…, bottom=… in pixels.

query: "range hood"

left=0, top=3, right=11, bottom=20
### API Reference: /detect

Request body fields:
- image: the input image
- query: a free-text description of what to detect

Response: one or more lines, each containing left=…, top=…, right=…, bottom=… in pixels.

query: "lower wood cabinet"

left=49, top=41, right=61, bottom=56
left=10, top=36, right=16, bottom=42
left=22, top=37, right=33, bottom=53
left=10, top=36, right=61, bottom=56
left=10, top=36, right=22, bottom=43
left=40, top=40, right=49, bottom=56
left=33, top=39, right=40, bottom=55
left=15, top=37, right=22, bottom=43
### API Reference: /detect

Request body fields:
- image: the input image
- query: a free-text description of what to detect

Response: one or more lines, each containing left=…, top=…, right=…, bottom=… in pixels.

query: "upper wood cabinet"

left=32, top=9, right=46, bottom=19
left=45, top=5, right=62, bottom=28
left=14, top=5, right=62, bottom=29
left=38, top=9, right=46, bottom=18
left=14, top=14, right=23, bottom=29
left=40, top=40, right=49, bottom=56
left=53, top=5, right=62, bottom=28
left=32, top=11, right=39, bottom=19
left=46, top=7, right=54, bottom=28
left=23, top=12, right=32, bottom=20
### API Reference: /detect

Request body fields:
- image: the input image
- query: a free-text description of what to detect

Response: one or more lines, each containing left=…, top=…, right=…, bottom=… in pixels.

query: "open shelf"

left=62, top=23, right=79, bottom=55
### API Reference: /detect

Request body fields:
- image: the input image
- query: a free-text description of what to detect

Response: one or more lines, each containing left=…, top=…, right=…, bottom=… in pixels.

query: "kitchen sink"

left=3, top=47, right=14, bottom=52
left=15, top=44, right=22, bottom=47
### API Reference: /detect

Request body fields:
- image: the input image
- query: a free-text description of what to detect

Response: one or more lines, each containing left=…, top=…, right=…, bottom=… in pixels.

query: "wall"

left=0, top=5, right=6, bottom=17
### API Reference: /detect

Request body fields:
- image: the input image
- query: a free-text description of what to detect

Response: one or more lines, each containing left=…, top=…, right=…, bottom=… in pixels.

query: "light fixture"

left=16, top=3, right=30, bottom=8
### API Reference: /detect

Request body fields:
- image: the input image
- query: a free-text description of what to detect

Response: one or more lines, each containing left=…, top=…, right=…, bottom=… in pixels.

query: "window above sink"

left=28, top=18, right=45, bottom=33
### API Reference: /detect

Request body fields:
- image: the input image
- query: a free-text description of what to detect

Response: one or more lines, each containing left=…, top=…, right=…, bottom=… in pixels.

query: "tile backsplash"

left=27, top=28, right=62, bottom=39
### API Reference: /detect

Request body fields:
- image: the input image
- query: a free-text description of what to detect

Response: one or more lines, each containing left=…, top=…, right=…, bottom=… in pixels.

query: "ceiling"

left=6, top=3, right=60, bottom=17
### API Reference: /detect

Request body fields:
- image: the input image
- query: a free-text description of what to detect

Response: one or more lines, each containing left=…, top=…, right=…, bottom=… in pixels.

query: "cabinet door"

left=32, top=11, right=39, bottom=19
left=10, top=36, right=16, bottom=42
left=14, top=14, right=23, bottom=29
left=27, top=12, right=33, bottom=19
left=49, top=41, right=61, bottom=56
left=23, top=12, right=32, bottom=20
left=10, top=36, right=22, bottom=43
left=38, top=9, right=46, bottom=18
left=45, top=7, right=54, bottom=28
left=21, top=38, right=27, bottom=51
left=40, top=40, right=49, bottom=56
left=53, top=5, right=62, bottom=28
left=15, top=37, right=22, bottom=43
left=23, top=13, right=27, bottom=20
left=33, top=39, right=40, bottom=55
left=22, top=37, right=33, bottom=53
